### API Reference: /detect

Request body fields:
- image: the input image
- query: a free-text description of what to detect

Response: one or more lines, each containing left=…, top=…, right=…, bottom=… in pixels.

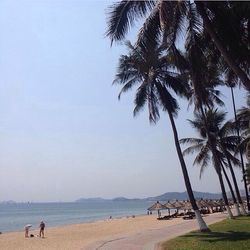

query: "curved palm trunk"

left=217, top=169, right=234, bottom=219
left=221, top=163, right=240, bottom=216
left=224, top=149, right=247, bottom=214
left=168, top=111, right=210, bottom=232
left=199, top=106, right=234, bottom=218
left=231, top=87, right=250, bottom=212
left=196, top=3, right=250, bottom=91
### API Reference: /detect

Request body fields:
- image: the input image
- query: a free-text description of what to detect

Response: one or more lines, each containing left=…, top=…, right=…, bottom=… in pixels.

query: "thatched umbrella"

left=205, top=200, right=217, bottom=207
left=212, top=199, right=225, bottom=212
left=172, top=200, right=185, bottom=209
left=196, top=199, right=209, bottom=209
left=164, top=201, right=176, bottom=215
left=181, top=200, right=193, bottom=210
left=164, top=201, right=176, bottom=209
left=148, top=201, right=167, bottom=218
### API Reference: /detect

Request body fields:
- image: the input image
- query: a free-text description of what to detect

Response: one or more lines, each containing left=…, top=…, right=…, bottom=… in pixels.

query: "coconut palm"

left=237, top=94, right=250, bottom=134
left=195, top=1, right=250, bottom=90
left=225, top=72, right=250, bottom=211
left=236, top=95, right=250, bottom=206
left=106, top=1, right=250, bottom=90
left=180, top=109, right=234, bottom=218
left=217, top=121, right=247, bottom=214
left=182, top=18, right=237, bottom=217
left=113, top=41, right=209, bottom=231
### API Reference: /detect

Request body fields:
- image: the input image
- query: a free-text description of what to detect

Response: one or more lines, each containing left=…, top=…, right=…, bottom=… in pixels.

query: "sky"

left=0, top=0, right=248, bottom=202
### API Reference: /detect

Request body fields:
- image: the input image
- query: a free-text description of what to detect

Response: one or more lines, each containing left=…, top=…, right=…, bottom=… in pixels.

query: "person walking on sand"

left=24, top=224, right=32, bottom=238
left=39, top=221, right=45, bottom=238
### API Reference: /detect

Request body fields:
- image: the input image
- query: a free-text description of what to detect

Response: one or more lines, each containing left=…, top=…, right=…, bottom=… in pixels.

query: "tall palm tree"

left=237, top=94, right=250, bottom=134
left=237, top=95, right=250, bottom=211
left=195, top=1, right=250, bottom=90
left=180, top=109, right=234, bottom=218
left=225, top=72, right=250, bottom=211
left=218, top=121, right=247, bottom=214
left=113, top=41, right=209, bottom=231
left=106, top=1, right=250, bottom=90
left=182, top=12, right=237, bottom=218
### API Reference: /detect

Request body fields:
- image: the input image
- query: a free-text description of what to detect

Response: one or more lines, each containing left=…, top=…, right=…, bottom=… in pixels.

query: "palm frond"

left=180, top=137, right=204, bottom=145
left=182, top=143, right=204, bottom=156
left=147, top=84, right=160, bottom=123
left=133, top=81, right=148, bottom=118
left=199, top=150, right=211, bottom=179
left=155, top=83, right=179, bottom=116
left=136, top=6, right=161, bottom=52
left=118, top=77, right=140, bottom=100
left=193, top=144, right=210, bottom=166
left=106, top=0, right=154, bottom=44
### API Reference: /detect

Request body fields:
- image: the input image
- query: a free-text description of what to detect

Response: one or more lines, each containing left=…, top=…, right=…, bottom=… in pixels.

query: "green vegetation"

left=161, top=216, right=250, bottom=250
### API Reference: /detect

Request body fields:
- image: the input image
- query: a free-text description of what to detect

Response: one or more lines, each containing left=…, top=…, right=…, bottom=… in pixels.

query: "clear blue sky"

left=0, top=0, right=247, bottom=202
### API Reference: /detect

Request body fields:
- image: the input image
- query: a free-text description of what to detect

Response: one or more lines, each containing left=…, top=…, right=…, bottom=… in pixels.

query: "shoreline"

left=0, top=212, right=228, bottom=250
left=1, top=213, right=147, bottom=234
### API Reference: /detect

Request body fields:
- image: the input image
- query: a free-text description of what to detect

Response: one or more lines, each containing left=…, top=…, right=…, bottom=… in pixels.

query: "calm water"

left=0, top=201, right=152, bottom=232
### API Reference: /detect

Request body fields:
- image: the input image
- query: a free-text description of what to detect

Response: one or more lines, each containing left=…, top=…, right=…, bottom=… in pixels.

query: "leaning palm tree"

left=195, top=1, right=250, bottom=90
left=225, top=72, right=250, bottom=211
left=114, top=41, right=209, bottom=231
left=182, top=14, right=235, bottom=218
left=218, top=121, right=247, bottom=214
left=180, top=109, right=234, bottom=218
left=237, top=94, right=250, bottom=134
left=106, top=1, right=250, bottom=90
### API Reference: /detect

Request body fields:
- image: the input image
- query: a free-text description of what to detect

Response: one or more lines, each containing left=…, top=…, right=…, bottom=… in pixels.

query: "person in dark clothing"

left=39, top=221, right=45, bottom=238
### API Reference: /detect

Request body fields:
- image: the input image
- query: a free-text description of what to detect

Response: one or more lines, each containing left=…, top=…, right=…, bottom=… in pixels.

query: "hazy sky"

left=0, top=0, right=247, bottom=202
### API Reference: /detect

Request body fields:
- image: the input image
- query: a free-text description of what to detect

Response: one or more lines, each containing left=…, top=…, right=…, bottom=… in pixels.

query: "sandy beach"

left=0, top=212, right=227, bottom=250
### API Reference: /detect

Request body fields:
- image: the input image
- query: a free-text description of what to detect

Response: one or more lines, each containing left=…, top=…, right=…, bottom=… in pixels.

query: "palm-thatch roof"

left=172, top=200, right=185, bottom=209
left=164, top=201, right=176, bottom=209
left=147, top=201, right=167, bottom=211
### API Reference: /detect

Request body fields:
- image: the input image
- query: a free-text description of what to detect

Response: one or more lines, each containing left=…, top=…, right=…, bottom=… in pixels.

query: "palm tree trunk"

left=168, top=111, right=210, bottom=232
left=221, top=163, right=240, bottom=216
left=217, top=169, right=234, bottom=219
left=224, top=150, right=247, bottom=215
left=230, top=87, right=250, bottom=212
left=199, top=106, right=234, bottom=218
left=196, top=3, right=250, bottom=91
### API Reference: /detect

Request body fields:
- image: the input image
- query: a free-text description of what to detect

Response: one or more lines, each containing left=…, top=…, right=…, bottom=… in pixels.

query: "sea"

left=0, top=200, right=152, bottom=233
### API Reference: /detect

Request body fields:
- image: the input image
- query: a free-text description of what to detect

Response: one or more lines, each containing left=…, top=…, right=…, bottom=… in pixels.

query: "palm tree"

left=218, top=121, right=247, bottom=214
left=225, top=73, right=250, bottom=211
left=180, top=109, right=234, bottom=218
left=106, top=1, right=250, bottom=90
left=237, top=94, right=250, bottom=134
left=195, top=1, right=250, bottom=90
left=113, top=41, right=209, bottom=231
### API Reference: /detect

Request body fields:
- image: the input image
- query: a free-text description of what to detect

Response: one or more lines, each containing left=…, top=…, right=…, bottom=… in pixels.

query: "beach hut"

left=196, top=199, right=208, bottom=209
left=147, top=201, right=167, bottom=218
left=164, top=201, right=176, bottom=215
left=172, top=200, right=185, bottom=209
left=181, top=200, right=193, bottom=210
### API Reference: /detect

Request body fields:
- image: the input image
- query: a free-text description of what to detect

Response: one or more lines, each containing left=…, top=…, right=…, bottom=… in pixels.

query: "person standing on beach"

left=24, top=224, right=32, bottom=238
left=39, top=221, right=45, bottom=238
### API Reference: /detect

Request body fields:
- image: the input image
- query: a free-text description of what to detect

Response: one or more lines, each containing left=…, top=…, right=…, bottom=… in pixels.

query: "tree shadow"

left=236, top=216, right=250, bottom=220
left=181, top=231, right=250, bottom=243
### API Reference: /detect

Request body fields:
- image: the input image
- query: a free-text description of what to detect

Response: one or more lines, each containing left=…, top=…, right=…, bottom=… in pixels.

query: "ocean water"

left=0, top=200, right=152, bottom=232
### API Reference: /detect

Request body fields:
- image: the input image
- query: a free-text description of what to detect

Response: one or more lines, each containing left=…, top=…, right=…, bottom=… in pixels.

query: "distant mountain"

left=145, top=191, right=222, bottom=201
left=112, top=197, right=141, bottom=201
left=75, top=197, right=107, bottom=203
left=112, top=197, right=130, bottom=201
left=75, top=191, right=221, bottom=203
